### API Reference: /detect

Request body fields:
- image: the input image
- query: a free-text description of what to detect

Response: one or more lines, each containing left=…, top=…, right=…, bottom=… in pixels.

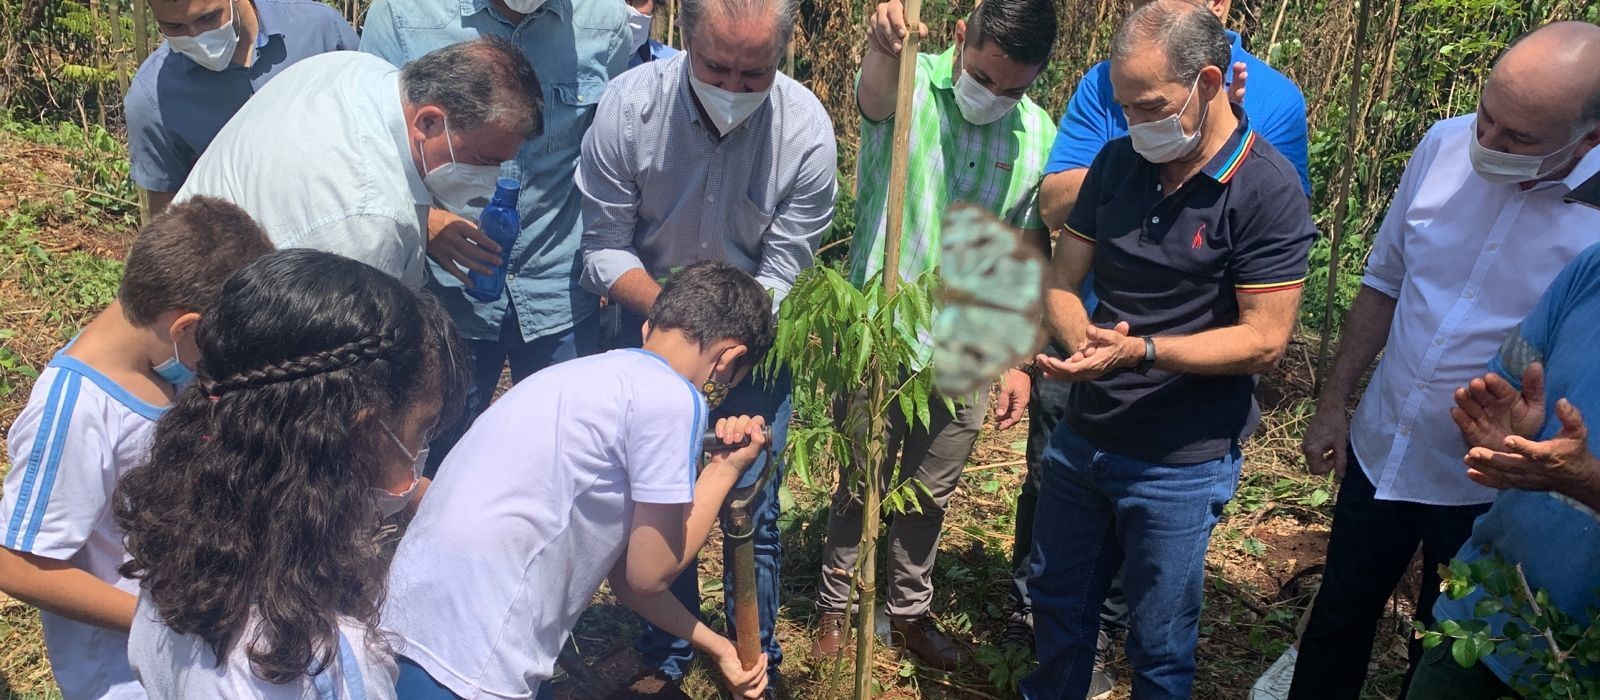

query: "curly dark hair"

left=115, top=249, right=468, bottom=684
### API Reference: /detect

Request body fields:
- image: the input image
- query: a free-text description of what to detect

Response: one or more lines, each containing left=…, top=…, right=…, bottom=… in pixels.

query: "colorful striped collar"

left=1200, top=104, right=1257, bottom=185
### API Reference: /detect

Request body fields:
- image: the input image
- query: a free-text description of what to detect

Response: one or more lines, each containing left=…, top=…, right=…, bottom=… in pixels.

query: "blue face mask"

left=153, top=339, right=194, bottom=390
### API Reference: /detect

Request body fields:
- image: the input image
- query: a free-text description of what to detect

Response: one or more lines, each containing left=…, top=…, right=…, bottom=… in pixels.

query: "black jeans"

left=1289, top=455, right=1491, bottom=700
left=1012, top=343, right=1128, bottom=633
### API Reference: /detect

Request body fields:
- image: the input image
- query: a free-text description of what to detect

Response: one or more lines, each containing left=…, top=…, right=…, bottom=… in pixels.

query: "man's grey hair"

left=399, top=36, right=543, bottom=138
left=1111, top=0, right=1231, bottom=85
left=680, top=0, right=799, bottom=64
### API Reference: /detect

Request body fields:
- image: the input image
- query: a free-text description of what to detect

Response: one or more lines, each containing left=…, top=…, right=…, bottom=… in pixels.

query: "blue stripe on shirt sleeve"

left=5, top=370, right=70, bottom=548
left=21, top=373, right=84, bottom=551
left=685, top=389, right=705, bottom=497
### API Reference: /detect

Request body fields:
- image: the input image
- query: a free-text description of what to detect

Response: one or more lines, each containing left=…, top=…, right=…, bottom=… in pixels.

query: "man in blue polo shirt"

left=126, top=0, right=356, bottom=216
left=1408, top=174, right=1600, bottom=699
left=1023, top=2, right=1315, bottom=698
left=360, top=0, right=631, bottom=472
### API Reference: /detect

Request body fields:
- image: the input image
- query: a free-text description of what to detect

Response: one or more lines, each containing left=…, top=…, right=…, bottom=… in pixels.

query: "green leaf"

left=1452, top=637, right=1480, bottom=668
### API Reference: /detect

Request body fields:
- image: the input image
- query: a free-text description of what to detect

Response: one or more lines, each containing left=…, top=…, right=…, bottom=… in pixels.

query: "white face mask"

left=1128, top=75, right=1208, bottom=164
left=164, top=2, right=240, bottom=72
left=626, top=5, right=653, bottom=54
left=953, top=52, right=1019, bottom=125
left=421, top=116, right=503, bottom=215
left=688, top=69, right=771, bottom=135
left=502, top=0, right=548, bottom=13
left=372, top=420, right=427, bottom=519
left=1468, top=118, right=1586, bottom=185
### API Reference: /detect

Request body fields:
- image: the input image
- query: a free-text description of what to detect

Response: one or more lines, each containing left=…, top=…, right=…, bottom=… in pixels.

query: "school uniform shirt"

left=127, top=595, right=397, bottom=700
left=1, top=353, right=167, bottom=700
left=1350, top=115, right=1600, bottom=506
left=124, top=0, right=356, bottom=193
left=382, top=349, right=705, bottom=699
left=175, top=51, right=432, bottom=286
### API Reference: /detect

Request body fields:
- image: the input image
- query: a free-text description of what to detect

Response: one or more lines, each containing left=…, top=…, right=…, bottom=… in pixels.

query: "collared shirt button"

left=1155, top=183, right=1162, bottom=192
left=1151, top=216, right=1161, bottom=224
left=705, top=194, right=714, bottom=203
left=1487, top=242, right=1500, bottom=251
left=1433, top=337, right=1445, bottom=346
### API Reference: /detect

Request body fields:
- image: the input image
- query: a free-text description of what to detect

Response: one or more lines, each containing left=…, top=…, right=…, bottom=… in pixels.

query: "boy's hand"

left=713, top=645, right=769, bottom=699
left=706, top=415, right=769, bottom=474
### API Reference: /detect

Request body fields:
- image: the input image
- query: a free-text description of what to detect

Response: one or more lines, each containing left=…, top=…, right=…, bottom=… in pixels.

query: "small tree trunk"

left=852, top=373, right=886, bottom=700
left=1314, top=0, right=1371, bottom=392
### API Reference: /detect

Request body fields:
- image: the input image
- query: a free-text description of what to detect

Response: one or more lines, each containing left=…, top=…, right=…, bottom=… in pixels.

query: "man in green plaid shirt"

left=815, top=0, right=1057, bottom=671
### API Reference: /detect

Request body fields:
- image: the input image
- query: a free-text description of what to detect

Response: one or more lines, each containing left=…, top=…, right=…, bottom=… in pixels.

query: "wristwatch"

left=1135, top=336, right=1157, bottom=373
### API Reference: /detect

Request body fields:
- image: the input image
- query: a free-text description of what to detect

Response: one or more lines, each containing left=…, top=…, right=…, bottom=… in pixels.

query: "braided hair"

left=115, top=249, right=468, bottom=684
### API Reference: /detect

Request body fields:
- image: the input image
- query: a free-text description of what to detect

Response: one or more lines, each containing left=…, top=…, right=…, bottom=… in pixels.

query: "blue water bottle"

left=466, top=178, right=521, bottom=302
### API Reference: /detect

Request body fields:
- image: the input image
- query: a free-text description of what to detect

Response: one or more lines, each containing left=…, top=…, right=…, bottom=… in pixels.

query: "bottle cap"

left=496, top=177, right=520, bottom=191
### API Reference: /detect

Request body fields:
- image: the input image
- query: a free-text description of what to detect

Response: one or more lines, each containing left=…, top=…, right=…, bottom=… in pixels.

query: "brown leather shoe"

left=608, top=669, right=688, bottom=699
left=890, top=615, right=969, bottom=671
left=810, top=611, right=848, bottom=660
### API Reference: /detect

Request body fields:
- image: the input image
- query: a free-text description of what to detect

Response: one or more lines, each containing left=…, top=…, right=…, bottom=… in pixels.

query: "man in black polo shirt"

left=1020, top=1, right=1315, bottom=698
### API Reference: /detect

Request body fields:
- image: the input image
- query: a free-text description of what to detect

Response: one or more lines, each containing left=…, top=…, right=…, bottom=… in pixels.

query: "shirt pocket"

left=545, top=79, right=606, bottom=154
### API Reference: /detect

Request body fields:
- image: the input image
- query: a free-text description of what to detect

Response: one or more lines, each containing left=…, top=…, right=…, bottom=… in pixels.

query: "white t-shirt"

left=383, top=349, right=705, bottom=699
left=175, top=51, right=431, bottom=286
left=127, top=595, right=398, bottom=700
left=1, top=355, right=166, bottom=700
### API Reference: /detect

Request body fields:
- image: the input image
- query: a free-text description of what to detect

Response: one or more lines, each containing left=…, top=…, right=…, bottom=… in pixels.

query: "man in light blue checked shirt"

left=578, top=0, right=836, bottom=694
left=360, top=0, right=633, bottom=473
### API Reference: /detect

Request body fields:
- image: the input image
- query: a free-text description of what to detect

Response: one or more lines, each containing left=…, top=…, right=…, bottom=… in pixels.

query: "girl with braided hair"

left=116, top=249, right=469, bottom=699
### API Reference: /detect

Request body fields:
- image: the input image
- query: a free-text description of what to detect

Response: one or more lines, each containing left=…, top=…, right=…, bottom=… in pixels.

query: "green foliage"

left=1419, top=555, right=1600, bottom=699
left=767, top=265, right=942, bottom=494
left=973, top=643, right=1035, bottom=694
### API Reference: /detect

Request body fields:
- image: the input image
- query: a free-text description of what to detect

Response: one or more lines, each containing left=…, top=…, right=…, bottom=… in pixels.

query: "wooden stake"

left=880, top=0, right=922, bottom=297
left=1315, top=0, right=1371, bottom=394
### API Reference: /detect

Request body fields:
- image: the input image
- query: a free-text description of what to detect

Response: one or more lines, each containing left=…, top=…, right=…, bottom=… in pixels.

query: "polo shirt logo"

left=1191, top=223, right=1207, bottom=249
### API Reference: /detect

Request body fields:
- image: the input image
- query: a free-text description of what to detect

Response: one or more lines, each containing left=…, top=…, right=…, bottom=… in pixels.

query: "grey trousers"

left=816, top=395, right=985, bottom=617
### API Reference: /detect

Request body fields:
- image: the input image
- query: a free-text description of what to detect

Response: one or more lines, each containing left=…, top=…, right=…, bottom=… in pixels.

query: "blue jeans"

left=425, top=312, right=598, bottom=475
left=1022, top=422, right=1242, bottom=700
left=394, top=655, right=553, bottom=700
left=605, top=309, right=790, bottom=678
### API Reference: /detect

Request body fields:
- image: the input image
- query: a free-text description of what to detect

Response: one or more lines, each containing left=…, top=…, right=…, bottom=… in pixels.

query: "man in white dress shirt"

left=176, top=37, right=539, bottom=286
left=1289, top=22, right=1600, bottom=700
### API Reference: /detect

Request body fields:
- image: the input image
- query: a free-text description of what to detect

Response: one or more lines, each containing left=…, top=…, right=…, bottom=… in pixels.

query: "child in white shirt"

left=384, top=261, right=776, bottom=700
left=117, top=248, right=470, bottom=699
left=0, top=198, right=273, bottom=699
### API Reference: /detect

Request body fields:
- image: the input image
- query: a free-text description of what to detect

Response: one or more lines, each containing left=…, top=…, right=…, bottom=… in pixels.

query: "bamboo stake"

left=852, top=2, right=923, bottom=698
left=1314, top=0, right=1371, bottom=394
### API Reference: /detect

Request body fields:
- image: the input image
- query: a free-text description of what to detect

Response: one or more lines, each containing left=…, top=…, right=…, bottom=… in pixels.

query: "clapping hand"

left=1463, top=398, right=1597, bottom=494
left=1450, top=363, right=1546, bottom=450
left=1035, top=321, right=1140, bottom=382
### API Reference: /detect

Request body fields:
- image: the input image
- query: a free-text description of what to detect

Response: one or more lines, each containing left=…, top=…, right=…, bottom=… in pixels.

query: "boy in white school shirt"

left=0, top=198, right=272, bottom=700
left=384, top=261, right=775, bottom=700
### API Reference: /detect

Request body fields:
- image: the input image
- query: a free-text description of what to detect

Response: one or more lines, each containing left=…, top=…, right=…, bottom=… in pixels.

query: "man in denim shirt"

left=361, top=0, right=631, bottom=469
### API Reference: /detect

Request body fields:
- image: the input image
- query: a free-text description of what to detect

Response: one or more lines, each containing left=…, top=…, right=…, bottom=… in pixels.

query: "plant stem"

left=853, top=372, right=886, bottom=700
left=1514, top=562, right=1569, bottom=665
